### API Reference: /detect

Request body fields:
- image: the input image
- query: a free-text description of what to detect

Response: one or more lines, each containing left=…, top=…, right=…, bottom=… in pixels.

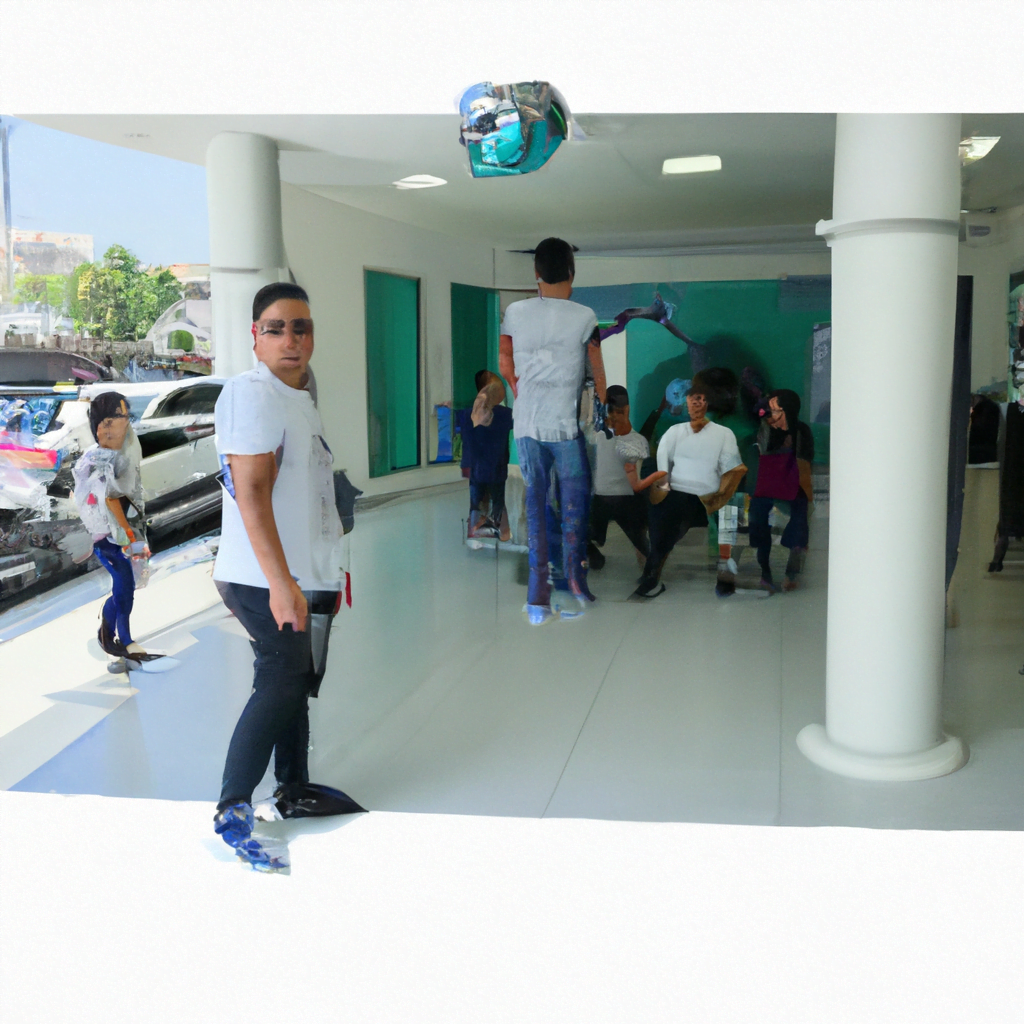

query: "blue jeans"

left=216, top=581, right=339, bottom=809
left=93, top=537, right=134, bottom=646
left=516, top=435, right=592, bottom=607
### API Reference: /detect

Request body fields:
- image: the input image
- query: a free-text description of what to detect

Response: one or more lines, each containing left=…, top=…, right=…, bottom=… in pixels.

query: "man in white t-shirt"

left=499, top=237, right=606, bottom=623
left=211, top=282, right=364, bottom=871
left=634, top=374, right=747, bottom=599
left=587, top=384, right=666, bottom=571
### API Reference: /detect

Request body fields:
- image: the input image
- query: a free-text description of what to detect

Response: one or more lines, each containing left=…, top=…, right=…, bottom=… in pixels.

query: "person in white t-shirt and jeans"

left=634, top=373, right=747, bottom=600
left=212, top=282, right=364, bottom=871
left=499, top=237, right=607, bottom=624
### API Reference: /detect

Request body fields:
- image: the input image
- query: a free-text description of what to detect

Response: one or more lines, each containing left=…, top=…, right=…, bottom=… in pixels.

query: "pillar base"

left=796, top=724, right=968, bottom=781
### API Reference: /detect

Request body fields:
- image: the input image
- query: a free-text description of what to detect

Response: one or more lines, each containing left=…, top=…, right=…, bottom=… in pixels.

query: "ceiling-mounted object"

left=960, top=136, right=1000, bottom=164
left=457, top=81, right=582, bottom=178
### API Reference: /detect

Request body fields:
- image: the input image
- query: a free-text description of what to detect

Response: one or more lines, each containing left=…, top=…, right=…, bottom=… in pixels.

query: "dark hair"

left=533, top=237, right=575, bottom=285
left=767, top=388, right=801, bottom=424
left=475, top=369, right=494, bottom=392
left=252, top=282, right=310, bottom=321
left=88, top=390, right=128, bottom=441
left=690, top=368, right=739, bottom=416
left=605, top=385, right=629, bottom=409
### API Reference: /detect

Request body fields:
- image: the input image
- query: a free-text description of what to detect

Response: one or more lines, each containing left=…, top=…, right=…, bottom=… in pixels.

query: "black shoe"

left=273, top=782, right=367, bottom=819
left=98, top=620, right=128, bottom=657
left=587, top=545, right=606, bottom=571
left=632, top=580, right=666, bottom=599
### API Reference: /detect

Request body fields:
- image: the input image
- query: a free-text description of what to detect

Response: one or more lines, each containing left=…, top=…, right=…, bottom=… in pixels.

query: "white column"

left=206, top=132, right=289, bottom=379
left=797, top=114, right=968, bottom=781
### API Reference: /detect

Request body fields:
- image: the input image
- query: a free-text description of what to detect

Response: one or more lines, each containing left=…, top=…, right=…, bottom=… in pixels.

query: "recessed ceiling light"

left=123, top=133, right=150, bottom=139
left=662, top=155, right=722, bottom=175
left=392, top=174, right=447, bottom=190
left=960, top=136, right=1000, bottom=164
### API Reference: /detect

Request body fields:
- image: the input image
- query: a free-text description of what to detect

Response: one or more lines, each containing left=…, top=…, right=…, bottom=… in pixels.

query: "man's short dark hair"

left=252, top=282, right=310, bottom=321
left=606, top=385, right=629, bottom=410
left=88, top=390, right=128, bottom=441
left=533, top=237, right=575, bottom=285
left=475, top=369, right=493, bottom=392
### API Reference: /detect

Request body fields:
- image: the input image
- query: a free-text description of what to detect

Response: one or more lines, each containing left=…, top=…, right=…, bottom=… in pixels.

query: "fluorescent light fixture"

left=392, top=174, right=447, bottom=189
left=662, top=155, right=722, bottom=175
left=959, top=136, right=1000, bottom=164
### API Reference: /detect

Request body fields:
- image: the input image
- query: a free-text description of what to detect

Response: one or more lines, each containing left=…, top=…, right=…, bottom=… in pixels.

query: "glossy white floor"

left=3, top=475, right=1023, bottom=1021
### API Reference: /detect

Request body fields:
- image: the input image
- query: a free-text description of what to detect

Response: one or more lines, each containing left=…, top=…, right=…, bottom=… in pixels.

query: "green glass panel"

left=365, top=270, right=420, bottom=477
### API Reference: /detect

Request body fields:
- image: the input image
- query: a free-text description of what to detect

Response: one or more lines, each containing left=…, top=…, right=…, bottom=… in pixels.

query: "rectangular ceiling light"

left=960, top=136, right=1000, bottom=164
left=662, top=155, right=722, bottom=175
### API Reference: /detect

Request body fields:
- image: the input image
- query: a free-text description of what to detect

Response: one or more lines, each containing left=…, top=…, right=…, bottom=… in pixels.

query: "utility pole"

left=0, top=117, right=13, bottom=303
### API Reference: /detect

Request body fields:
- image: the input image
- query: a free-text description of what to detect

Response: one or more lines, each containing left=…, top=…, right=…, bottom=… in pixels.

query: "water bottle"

left=129, top=540, right=150, bottom=589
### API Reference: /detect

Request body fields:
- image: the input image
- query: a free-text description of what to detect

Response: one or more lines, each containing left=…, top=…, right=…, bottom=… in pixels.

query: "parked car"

left=0, top=377, right=226, bottom=602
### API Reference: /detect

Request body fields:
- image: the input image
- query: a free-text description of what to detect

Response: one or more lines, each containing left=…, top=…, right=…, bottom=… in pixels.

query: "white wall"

left=957, top=206, right=1024, bottom=392
left=281, top=183, right=497, bottom=497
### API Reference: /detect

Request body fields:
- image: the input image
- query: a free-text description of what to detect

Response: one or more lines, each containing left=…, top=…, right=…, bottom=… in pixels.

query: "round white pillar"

left=206, top=132, right=289, bottom=379
left=797, top=114, right=969, bottom=781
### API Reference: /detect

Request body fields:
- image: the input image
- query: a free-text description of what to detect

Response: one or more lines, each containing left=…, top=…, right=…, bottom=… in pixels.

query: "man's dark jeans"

left=216, top=581, right=338, bottom=809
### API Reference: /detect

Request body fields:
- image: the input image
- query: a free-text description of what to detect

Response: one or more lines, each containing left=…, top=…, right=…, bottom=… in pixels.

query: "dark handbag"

left=754, top=450, right=800, bottom=500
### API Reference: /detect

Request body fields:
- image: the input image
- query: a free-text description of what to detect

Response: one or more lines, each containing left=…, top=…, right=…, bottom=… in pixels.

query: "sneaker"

left=213, top=801, right=255, bottom=849
left=715, top=580, right=736, bottom=598
left=759, top=577, right=780, bottom=595
left=782, top=577, right=799, bottom=592
left=124, top=642, right=165, bottom=662
left=524, top=603, right=554, bottom=625
left=632, top=580, right=666, bottom=599
left=233, top=836, right=289, bottom=872
left=273, top=781, right=366, bottom=819
left=554, top=593, right=588, bottom=620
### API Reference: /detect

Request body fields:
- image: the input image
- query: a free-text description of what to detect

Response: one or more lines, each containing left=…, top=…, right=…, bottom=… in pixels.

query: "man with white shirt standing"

left=634, top=373, right=747, bottom=599
left=211, top=282, right=363, bottom=871
left=499, top=237, right=607, bottom=624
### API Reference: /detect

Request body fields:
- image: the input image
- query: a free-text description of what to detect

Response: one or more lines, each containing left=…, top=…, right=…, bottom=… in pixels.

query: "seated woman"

left=748, top=389, right=814, bottom=593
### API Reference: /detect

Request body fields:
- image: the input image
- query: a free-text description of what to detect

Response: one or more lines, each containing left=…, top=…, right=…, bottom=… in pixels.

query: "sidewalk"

left=0, top=547, right=224, bottom=790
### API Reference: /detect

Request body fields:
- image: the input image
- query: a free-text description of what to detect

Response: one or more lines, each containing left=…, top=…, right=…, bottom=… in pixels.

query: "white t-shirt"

left=591, top=429, right=649, bottom=496
left=213, top=361, right=344, bottom=591
left=501, top=296, right=599, bottom=441
left=656, top=421, right=743, bottom=496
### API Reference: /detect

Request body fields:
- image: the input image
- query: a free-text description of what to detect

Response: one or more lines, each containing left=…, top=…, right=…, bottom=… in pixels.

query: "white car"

left=35, top=377, right=226, bottom=536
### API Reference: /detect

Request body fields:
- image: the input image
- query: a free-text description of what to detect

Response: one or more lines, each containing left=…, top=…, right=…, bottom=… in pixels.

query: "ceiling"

left=22, top=112, right=1024, bottom=254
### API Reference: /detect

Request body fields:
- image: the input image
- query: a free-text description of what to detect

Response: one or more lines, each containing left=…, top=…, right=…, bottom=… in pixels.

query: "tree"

left=12, top=273, right=69, bottom=308
left=68, top=244, right=183, bottom=340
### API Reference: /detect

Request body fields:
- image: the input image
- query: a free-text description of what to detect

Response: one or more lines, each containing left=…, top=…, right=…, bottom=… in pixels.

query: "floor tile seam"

left=320, top=634, right=498, bottom=780
left=540, top=603, right=643, bottom=819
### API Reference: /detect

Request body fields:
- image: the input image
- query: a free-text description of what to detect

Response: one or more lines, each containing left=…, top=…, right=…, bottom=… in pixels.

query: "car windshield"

left=0, top=394, right=67, bottom=438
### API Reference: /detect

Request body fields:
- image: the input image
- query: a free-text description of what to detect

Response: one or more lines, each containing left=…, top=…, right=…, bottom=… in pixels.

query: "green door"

left=365, top=270, right=420, bottom=477
left=450, top=283, right=500, bottom=410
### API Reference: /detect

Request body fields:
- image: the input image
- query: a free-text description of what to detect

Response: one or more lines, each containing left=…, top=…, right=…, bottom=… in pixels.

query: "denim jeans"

left=93, top=537, right=135, bottom=646
left=216, top=581, right=338, bottom=808
left=516, top=434, right=592, bottom=607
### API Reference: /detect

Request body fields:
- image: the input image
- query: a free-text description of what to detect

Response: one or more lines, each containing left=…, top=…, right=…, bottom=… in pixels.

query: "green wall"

left=450, top=283, right=500, bottom=408
left=589, top=280, right=830, bottom=464
left=365, top=270, right=421, bottom=477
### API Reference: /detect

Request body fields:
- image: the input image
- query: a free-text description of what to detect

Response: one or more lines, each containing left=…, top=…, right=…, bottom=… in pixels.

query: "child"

left=458, top=370, right=513, bottom=540
left=73, top=391, right=160, bottom=663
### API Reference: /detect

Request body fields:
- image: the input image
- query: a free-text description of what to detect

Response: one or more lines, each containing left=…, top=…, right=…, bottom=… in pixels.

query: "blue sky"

left=3, top=116, right=209, bottom=268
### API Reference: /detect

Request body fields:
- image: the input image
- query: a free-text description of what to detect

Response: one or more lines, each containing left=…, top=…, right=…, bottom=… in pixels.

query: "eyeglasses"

left=256, top=318, right=313, bottom=336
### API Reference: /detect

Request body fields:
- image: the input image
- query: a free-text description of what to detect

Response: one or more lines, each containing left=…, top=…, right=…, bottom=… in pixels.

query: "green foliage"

left=168, top=329, right=194, bottom=352
left=68, top=244, right=183, bottom=340
left=12, top=274, right=69, bottom=308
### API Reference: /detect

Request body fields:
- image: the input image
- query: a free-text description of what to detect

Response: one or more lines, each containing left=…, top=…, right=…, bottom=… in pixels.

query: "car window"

left=150, top=383, right=222, bottom=419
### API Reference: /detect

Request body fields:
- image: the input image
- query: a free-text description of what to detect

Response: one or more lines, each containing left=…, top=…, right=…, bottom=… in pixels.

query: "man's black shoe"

left=273, top=782, right=367, bottom=819
left=632, top=580, right=666, bottom=600
left=587, top=544, right=606, bottom=571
